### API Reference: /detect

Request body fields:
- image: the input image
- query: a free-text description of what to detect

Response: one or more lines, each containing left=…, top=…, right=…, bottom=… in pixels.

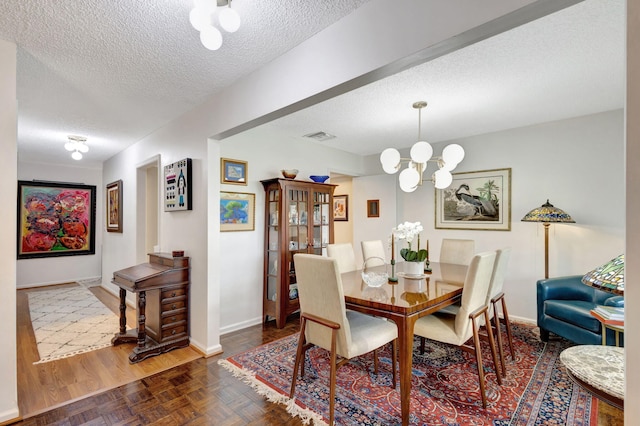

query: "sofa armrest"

left=537, top=275, right=593, bottom=302
left=604, top=296, right=625, bottom=308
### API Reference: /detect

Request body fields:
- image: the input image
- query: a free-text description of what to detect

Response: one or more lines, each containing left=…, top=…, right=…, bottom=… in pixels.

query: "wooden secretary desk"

left=111, top=252, right=190, bottom=363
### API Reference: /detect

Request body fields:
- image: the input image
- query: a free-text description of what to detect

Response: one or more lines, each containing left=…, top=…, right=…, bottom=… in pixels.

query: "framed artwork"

left=106, top=180, right=123, bottom=233
left=367, top=199, right=380, bottom=218
left=333, top=195, right=348, bottom=221
left=17, top=180, right=97, bottom=259
left=221, top=158, right=248, bottom=185
left=220, top=191, right=255, bottom=231
left=164, top=158, right=192, bottom=211
left=435, top=168, right=511, bottom=231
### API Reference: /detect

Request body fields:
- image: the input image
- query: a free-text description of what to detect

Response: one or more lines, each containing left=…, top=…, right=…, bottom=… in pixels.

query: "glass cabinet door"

left=312, top=189, right=332, bottom=256
left=286, top=188, right=309, bottom=301
left=265, top=188, right=279, bottom=302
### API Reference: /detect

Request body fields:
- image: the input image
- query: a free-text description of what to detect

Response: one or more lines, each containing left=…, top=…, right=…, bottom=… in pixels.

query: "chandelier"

left=379, top=101, right=465, bottom=192
left=189, top=0, right=241, bottom=51
left=64, top=135, right=89, bottom=161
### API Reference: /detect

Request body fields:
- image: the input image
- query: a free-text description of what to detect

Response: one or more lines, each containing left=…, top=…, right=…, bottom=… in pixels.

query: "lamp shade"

left=581, top=254, right=624, bottom=295
left=521, top=200, right=575, bottom=223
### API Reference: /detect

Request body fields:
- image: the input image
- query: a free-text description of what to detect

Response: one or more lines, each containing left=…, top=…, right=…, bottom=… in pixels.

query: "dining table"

left=340, top=261, right=468, bottom=426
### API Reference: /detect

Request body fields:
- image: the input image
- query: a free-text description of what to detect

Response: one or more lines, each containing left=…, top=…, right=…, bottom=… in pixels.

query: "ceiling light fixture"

left=379, top=101, right=465, bottom=192
left=190, top=0, right=241, bottom=51
left=64, top=135, right=89, bottom=160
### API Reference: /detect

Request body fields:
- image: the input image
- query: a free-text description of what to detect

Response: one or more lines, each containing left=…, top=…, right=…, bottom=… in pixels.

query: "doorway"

left=136, top=156, right=160, bottom=264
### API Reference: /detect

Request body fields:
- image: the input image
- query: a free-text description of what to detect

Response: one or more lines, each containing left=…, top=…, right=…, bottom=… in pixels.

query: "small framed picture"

left=106, top=180, right=123, bottom=233
left=367, top=200, right=380, bottom=218
left=220, top=191, right=255, bottom=231
left=221, top=158, right=248, bottom=185
left=333, top=195, right=348, bottom=221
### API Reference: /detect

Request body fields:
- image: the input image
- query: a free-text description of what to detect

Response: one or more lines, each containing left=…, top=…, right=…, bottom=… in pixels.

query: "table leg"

left=602, top=324, right=606, bottom=346
left=396, top=316, right=417, bottom=426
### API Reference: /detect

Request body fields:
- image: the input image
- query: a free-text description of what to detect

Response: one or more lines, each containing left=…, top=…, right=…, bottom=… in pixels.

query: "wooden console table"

left=111, top=253, right=190, bottom=363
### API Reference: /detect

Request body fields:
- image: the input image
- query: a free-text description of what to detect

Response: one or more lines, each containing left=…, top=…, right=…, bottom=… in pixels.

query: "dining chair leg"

left=499, top=295, right=515, bottom=360
left=373, top=348, right=379, bottom=375
left=470, top=314, right=488, bottom=408
left=290, top=317, right=308, bottom=398
left=483, top=309, right=502, bottom=386
left=419, top=336, right=426, bottom=354
left=391, top=339, right=397, bottom=388
left=491, top=305, right=507, bottom=377
left=329, top=328, right=338, bottom=426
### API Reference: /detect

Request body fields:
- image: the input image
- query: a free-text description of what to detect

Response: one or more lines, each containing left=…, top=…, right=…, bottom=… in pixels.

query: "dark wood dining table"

left=340, top=261, right=468, bottom=426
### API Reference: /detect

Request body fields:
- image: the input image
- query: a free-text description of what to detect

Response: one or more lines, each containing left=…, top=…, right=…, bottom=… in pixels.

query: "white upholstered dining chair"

left=290, top=254, right=398, bottom=425
left=440, top=238, right=475, bottom=265
left=438, top=247, right=514, bottom=376
left=361, top=240, right=386, bottom=267
left=326, top=242, right=357, bottom=273
left=414, top=251, right=501, bottom=408
left=487, top=247, right=514, bottom=374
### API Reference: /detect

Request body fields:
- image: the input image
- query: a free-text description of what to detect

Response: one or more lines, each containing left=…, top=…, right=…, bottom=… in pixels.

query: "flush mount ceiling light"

left=64, top=135, right=89, bottom=160
left=189, top=0, right=241, bottom=51
left=380, top=101, right=465, bottom=192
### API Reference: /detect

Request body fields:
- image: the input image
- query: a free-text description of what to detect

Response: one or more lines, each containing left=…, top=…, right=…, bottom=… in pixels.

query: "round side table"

left=560, top=345, right=624, bottom=410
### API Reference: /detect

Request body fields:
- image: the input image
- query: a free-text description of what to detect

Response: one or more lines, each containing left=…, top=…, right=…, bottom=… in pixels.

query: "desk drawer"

left=162, top=298, right=186, bottom=312
left=161, top=324, right=187, bottom=341
left=162, top=310, right=187, bottom=326
left=161, top=287, right=187, bottom=300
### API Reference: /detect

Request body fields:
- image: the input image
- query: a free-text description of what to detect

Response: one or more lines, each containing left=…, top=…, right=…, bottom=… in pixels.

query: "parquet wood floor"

left=12, top=314, right=301, bottom=425
left=11, top=286, right=622, bottom=425
left=14, top=283, right=202, bottom=422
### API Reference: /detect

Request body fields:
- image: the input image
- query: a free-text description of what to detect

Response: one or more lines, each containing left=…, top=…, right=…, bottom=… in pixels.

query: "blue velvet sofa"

left=537, top=275, right=624, bottom=346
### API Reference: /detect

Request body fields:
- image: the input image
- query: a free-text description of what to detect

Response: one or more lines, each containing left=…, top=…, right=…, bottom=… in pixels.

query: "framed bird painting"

left=435, top=168, right=511, bottom=231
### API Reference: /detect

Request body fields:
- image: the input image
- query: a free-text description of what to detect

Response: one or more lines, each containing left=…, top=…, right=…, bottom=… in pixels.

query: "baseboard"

left=508, top=314, right=536, bottom=325
left=220, top=316, right=264, bottom=336
left=188, top=337, right=222, bottom=358
left=0, top=406, right=20, bottom=425
left=17, top=276, right=102, bottom=290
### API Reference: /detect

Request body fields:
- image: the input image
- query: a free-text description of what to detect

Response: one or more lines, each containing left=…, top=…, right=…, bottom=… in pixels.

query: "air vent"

left=303, top=131, right=336, bottom=141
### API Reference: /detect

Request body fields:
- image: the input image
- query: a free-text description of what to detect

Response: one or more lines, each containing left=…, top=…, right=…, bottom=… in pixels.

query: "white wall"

left=358, top=109, right=624, bottom=322
left=218, top=127, right=363, bottom=334
left=0, top=38, right=18, bottom=423
left=352, top=174, right=398, bottom=267
left=16, top=162, right=103, bottom=288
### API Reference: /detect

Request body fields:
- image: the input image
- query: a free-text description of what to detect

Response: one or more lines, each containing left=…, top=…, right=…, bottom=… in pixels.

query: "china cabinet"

left=261, top=178, right=336, bottom=328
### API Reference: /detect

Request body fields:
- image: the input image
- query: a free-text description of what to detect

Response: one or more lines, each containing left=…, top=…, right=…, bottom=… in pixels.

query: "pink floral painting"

left=18, top=181, right=96, bottom=259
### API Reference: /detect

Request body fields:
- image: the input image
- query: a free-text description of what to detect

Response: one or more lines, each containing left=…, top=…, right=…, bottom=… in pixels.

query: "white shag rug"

left=28, top=286, right=119, bottom=364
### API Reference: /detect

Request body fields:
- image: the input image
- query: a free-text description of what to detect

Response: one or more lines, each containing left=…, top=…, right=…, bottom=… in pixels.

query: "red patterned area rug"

left=219, top=322, right=596, bottom=425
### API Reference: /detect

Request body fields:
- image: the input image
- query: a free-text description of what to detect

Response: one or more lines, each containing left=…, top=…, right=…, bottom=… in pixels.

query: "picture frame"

left=333, top=195, right=348, bottom=221
left=106, top=180, right=123, bottom=233
left=367, top=199, right=380, bottom=218
left=435, top=168, right=511, bottom=231
left=17, top=180, right=97, bottom=259
left=220, top=191, right=255, bottom=231
left=164, top=158, right=192, bottom=211
left=221, top=158, right=248, bottom=185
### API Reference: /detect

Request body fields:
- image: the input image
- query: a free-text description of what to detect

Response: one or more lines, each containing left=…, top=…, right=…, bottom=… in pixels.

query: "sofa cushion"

left=543, top=300, right=601, bottom=333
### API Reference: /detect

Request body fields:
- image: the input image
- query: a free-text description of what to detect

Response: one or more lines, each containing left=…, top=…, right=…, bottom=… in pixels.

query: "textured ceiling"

left=0, top=0, right=371, bottom=167
left=257, top=0, right=624, bottom=156
left=0, top=0, right=625, bottom=167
